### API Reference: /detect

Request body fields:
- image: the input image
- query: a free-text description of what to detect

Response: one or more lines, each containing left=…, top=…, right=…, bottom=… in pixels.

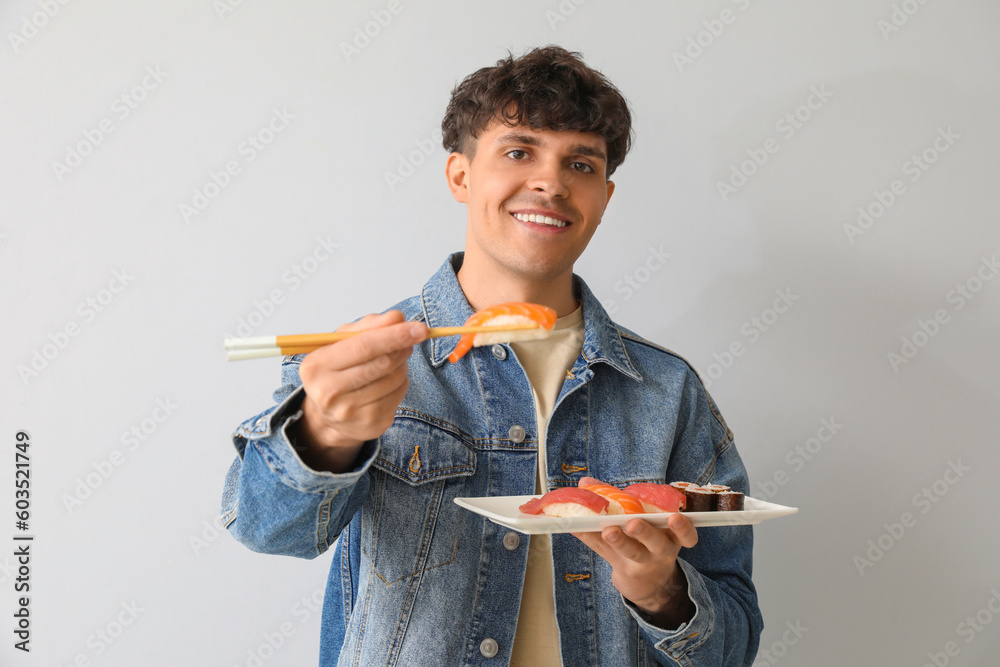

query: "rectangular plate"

left=454, top=495, right=798, bottom=535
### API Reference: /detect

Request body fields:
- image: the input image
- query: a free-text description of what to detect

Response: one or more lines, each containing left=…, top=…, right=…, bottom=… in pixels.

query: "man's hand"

left=291, top=311, right=428, bottom=473
left=573, top=513, right=698, bottom=629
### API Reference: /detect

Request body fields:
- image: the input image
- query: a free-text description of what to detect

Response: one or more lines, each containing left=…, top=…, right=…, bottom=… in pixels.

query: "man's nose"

left=526, top=160, right=569, bottom=198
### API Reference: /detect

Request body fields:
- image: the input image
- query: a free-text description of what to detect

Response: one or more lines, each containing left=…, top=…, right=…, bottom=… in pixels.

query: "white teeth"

left=514, top=212, right=567, bottom=228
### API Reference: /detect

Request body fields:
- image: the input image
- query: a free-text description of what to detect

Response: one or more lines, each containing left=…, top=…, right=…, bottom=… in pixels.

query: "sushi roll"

left=448, top=302, right=557, bottom=363
left=703, top=484, right=731, bottom=494
left=622, top=483, right=686, bottom=513
left=683, top=487, right=716, bottom=512
left=670, top=481, right=695, bottom=491
left=716, top=490, right=745, bottom=511
left=578, top=477, right=645, bottom=514
left=519, top=487, right=610, bottom=517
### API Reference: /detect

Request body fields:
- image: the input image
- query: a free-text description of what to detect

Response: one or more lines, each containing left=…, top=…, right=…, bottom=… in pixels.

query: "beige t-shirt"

left=508, top=306, right=585, bottom=667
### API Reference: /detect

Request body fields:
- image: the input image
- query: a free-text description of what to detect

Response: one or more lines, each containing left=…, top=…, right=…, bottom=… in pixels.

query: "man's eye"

left=572, top=161, right=594, bottom=173
left=506, top=149, right=528, bottom=160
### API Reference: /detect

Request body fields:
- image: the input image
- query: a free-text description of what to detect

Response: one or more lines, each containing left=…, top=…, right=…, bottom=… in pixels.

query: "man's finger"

left=345, top=320, right=427, bottom=365
left=665, top=513, right=699, bottom=549
left=575, top=516, right=698, bottom=566
left=621, top=519, right=673, bottom=557
left=335, top=378, right=410, bottom=436
left=337, top=310, right=405, bottom=333
left=574, top=526, right=648, bottom=565
left=600, top=524, right=656, bottom=562
left=344, top=361, right=411, bottom=409
left=328, top=341, right=411, bottom=389
left=572, top=530, right=617, bottom=566
left=309, top=318, right=427, bottom=370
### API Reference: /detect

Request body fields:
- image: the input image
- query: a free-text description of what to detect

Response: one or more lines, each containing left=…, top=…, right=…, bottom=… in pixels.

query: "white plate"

left=454, top=495, right=798, bottom=534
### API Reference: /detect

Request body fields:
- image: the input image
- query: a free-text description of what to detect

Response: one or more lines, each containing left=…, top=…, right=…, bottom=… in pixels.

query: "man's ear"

left=446, top=152, right=470, bottom=204
left=597, top=180, right=615, bottom=222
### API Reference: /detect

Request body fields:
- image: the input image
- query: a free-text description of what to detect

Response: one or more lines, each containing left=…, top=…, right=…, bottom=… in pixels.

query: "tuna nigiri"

left=578, top=476, right=646, bottom=515
left=519, top=487, right=610, bottom=517
left=622, top=482, right=686, bottom=513
left=448, top=302, right=557, bottom=363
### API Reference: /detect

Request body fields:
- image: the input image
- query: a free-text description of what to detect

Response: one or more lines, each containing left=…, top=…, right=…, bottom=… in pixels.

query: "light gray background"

left=2, top=1, right=998, bottom=665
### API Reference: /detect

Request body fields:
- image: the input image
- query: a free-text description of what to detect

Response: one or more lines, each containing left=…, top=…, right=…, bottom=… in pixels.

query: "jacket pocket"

left=362, top=416, right=475, bottom=584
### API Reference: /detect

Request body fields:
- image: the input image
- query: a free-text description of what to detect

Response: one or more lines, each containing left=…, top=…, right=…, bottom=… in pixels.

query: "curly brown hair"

left=441, top=45, right=632, bottom=177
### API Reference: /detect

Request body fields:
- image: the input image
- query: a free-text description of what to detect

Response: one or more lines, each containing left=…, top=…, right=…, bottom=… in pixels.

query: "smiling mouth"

left=512, top=212, right=570, bottom=228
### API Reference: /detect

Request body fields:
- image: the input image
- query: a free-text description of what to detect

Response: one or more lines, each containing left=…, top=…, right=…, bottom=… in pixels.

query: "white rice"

left=541, top=503, right=603, bottom=517
left=472, top=315, right=552, bottom=347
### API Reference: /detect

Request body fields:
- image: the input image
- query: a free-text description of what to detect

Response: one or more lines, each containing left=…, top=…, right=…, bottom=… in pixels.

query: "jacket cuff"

left=231, top=385, right=380, bottom=494
left=623, top=557, right=716, bottom=663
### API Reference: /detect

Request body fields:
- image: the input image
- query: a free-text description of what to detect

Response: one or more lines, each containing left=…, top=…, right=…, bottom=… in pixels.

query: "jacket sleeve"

left=220, top=354, right=378, bottom=559
left=626, top=372, right=764, bottom=666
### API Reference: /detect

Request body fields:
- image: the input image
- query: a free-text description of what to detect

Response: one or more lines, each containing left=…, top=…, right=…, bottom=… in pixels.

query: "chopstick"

left=224, top=323, right=543, bottom=361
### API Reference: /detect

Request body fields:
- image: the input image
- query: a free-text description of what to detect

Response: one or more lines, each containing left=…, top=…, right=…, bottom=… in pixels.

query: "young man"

left=222, top=46, right=763, bottom=665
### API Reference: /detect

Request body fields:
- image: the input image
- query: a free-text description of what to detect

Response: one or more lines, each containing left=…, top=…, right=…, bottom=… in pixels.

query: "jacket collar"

left=420, top=253, right=642, bottom=381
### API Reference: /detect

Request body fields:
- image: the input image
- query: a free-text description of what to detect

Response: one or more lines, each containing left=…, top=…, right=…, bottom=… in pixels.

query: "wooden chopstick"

left=224, top=323, right=544, bottom=361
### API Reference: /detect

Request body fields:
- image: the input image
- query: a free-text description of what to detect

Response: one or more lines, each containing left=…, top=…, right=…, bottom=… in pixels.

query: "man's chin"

left=504, top=256, right=575, bottom=283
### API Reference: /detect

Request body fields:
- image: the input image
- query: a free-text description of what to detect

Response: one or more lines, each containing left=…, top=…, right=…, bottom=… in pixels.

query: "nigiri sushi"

left=519, top=487, right=610, bottom=517
left=622, top=482, right=686, bottom=513
left=448, top=302, right=557, bottom=363
left=578, top=476, right=645, bottom=515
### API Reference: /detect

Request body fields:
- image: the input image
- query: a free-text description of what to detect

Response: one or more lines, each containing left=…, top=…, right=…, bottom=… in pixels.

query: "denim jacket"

left=222, top=254, right=763, bottom=666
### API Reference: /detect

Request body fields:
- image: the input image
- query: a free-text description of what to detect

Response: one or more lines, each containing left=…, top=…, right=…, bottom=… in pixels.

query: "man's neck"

left=456, top=253, right=579, bottom=317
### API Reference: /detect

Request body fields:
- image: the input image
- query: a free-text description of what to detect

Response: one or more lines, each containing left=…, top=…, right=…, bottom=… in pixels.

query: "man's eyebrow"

left=494, top=131, right=607, bottom=161
left=570, top=144, right=607, bottom=161
left=494, top=131, right=543, bottom=147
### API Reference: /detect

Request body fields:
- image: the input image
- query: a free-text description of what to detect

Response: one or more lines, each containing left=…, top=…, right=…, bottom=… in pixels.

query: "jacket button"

left=508, top=425, right=526, bottom=443
left=480, top=638, right=499, bottom=658
left=503, top=531, right=520, bottom=550
left=491, top=344, right=507, bottom=360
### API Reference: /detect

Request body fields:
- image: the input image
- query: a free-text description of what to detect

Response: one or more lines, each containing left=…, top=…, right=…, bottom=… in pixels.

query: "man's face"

left=447, top=121, right=615, bottom=285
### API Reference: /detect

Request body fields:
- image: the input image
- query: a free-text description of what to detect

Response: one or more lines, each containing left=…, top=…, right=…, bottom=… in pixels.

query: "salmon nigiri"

left=578, top=476, right=646, bottom=515
left=448, top=302, right=557, bottom=363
